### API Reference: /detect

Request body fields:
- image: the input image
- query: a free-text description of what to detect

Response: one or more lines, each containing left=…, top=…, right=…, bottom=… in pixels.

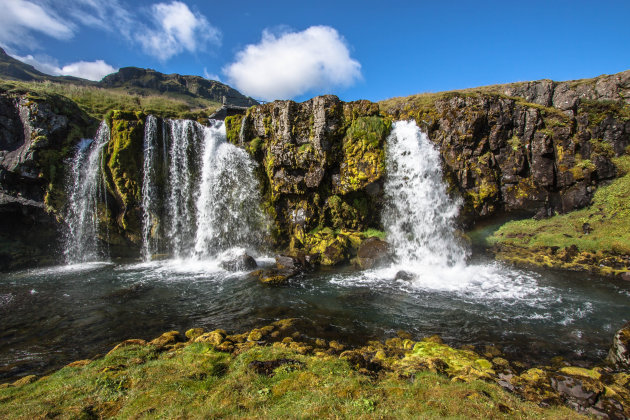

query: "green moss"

left=225, top=114, right=244, bottom=144
left=337, top=116, right=391, bottom=194
left=362, top=228, right=386, bottom=240
left=104, top=112, right=145, bottom=231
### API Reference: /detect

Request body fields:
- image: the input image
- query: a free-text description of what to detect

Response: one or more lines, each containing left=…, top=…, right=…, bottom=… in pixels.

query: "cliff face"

left=383, top=71, right=629, bottom=221
left=0, top=87, right=97, bottom=268
left=225, top=96, right=390, bottom=264
left=0, top=71, right=628, bottom=270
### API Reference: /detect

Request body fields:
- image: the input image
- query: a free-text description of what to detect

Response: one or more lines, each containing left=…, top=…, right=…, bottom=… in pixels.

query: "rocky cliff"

left=0, top=87, right=98, bottom=268
left=0, top=70, right=628, bottom=271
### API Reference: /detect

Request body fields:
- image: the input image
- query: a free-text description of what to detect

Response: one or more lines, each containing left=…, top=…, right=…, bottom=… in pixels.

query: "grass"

left=487, top=154, right=630, bottom=275
left=0, top=339, right=578, bottom=419
left=0, top=79, right=221, bottom=120
left=488, top=155, right=630, bottom=255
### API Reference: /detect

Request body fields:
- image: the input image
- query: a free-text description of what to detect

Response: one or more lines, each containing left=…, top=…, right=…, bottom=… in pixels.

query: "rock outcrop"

left=0, top=86, right=97, bottom=269
left=382, top=70, right=629, bottom=221
left=226, top=95, right=390, bottom=265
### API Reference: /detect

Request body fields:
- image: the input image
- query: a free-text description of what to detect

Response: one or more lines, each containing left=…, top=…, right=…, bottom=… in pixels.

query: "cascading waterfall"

left=63, top=121, right=110, bottom=263
left=193, top=124, right=266, bottom=257
left=141, top=118, right=267, bottom=261
left=141, top=115, right=159, bottom=261
left=165, top=119, right=204, bottom=258
left=383, top=120, right=467, bottom=268
left=377, top=120, right=539, bottom=298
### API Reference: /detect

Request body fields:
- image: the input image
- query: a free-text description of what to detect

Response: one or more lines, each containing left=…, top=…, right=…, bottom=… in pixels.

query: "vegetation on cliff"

left=488, top=154, right=630, bottom=276
left=2, top=320, right=608, bottom=419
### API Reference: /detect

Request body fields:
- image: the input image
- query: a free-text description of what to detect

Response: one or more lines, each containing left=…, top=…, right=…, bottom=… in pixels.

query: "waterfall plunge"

left=371, top=120, right=538, bottom=298
left=63, top=121, right=110, bottom=263
left=383, top=120, right=468, bottom=268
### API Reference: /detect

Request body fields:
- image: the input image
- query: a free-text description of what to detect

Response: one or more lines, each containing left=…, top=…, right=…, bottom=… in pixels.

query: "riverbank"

left=1, top=319, right=628, bottom=419
left=486, top=154, right=630, bottom=278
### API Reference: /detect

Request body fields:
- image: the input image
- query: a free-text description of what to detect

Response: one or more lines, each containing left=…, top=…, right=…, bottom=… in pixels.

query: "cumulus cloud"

left=203, top=68, right=220, bottom=82
left=138, top=1, right=221, bottom=61
left=0, top=0, right=74, bottom=48
left=224, top=26, right=361, bottom=101
left=11, top=53, right=116, bottom=81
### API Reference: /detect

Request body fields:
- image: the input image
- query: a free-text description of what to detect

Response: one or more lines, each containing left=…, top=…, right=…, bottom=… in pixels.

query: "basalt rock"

left=0, top=87, right=97, bottom=270
left=383, top=70, right=629, bottom=223
left=353, top=237, right=391, bottom=269
left=607, top=322, right=630, bottom=369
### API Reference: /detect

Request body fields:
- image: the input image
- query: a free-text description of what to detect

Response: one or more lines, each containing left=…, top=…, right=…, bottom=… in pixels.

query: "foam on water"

left=334, top=120, right=553, bottom=306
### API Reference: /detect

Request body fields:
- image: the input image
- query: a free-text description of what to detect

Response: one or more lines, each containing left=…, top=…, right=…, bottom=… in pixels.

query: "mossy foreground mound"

left=489, top=155, right=630, bottom=277
left=1, top=320, right=628, bottom=419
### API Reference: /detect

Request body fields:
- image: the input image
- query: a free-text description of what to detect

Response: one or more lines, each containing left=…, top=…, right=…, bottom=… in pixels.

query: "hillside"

left=0, top=48, right=257, bottom=120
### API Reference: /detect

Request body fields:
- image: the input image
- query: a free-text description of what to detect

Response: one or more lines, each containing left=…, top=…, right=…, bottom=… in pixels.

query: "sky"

left=1, top=0, right=629, bottom=103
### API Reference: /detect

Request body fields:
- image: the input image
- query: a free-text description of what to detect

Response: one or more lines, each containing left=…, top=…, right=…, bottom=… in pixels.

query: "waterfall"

left=141, top=115, right=159, bottom=261
left=142, top=118, right=266, bottom=261
left=383, top=120, right=468, bottom=268
left=63, top=121, right=110, bottom=263
left=164, top=119, right=204, bottom=258
left=194, top=123, right=266, bottom=257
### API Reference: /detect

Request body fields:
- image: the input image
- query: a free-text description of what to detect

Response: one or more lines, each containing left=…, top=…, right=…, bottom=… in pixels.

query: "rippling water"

left=1, top=254, right=629, bottom=382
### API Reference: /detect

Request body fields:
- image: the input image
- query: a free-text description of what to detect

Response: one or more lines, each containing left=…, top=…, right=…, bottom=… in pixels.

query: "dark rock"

left=355, top=237, right=391, bottom=269
left=550, top=374, right=599, bottom=409
left=607, top=322, right=630, bottom=368
left=220, top=254, right=258, bottom=271
left=395, top=270, right=416, bottom=282
left=257, top=255, right=305, bottom=285
left=248, top=358, right=304, bottom=376
left=582, top=223, right=593, bottom=235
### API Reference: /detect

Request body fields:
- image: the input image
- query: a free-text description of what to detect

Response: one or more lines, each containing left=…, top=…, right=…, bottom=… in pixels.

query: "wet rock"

left=355, top=237, right=391, bottom=269
left=607, top=322, right=630, bottom=369
left=149, top=331, right=182, bottom=349
left=394, top=270, right=416, bottom=282
left=185, top=328, right=204, bottom=341
left=248, top=359, right=304, bottom=376
left=220, top=254, right=258, bottom=271
left=256, top=255, right=305, bottom=285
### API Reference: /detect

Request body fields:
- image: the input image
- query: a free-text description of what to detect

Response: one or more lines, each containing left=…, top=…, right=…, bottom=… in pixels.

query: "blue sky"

left=1, top=0, right=629, bottom=102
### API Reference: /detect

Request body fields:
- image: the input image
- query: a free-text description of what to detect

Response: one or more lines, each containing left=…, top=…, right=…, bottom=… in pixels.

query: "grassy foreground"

left=488, top=155, right=630, bottom=277
left=2, top=319, right=625, bottom=419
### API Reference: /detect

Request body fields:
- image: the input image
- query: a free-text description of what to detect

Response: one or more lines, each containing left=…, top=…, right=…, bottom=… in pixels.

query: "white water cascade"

left=383, top=120, right=468, bottom=268
left=141, top=115, right=159, bottom=261
left=366, top=120, right=540, bottom=298
left=143, top=118, right=267, bottom=261
left=63, top=121, right=110, bottom=263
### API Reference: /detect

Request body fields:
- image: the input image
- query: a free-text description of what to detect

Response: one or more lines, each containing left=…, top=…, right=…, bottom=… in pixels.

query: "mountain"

left=99, top=67, right=258, bottom=107
left=0, top=47, right=94, bottom=85
left=0, top=48, right=257, bottom=108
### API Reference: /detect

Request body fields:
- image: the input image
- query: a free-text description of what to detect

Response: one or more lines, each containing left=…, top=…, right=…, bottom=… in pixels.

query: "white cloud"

left=0, top=0, right=74, bottom=48
left=11, top=53, right=116, bottom=81
left=203, top=68, right=220, bottom=82
left=224, top=26, right=361, bottom=101
left=138, top=1, right=221, bottom=61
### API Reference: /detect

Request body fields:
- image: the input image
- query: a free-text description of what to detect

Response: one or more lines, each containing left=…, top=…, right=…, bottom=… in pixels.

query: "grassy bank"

left=2, top=319, right=628, bottom=419
left=488, top=155, right=630, bottom=276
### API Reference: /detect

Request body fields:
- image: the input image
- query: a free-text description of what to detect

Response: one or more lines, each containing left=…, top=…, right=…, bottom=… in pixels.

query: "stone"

left=149, top=331, right=182, bottom=349
left=394, top=270, right=416, bottom=282
left=355, top=237, right=391, bottom=269
left=185, top=328, right=205, bottom=341
left=220, top=254, right=258, bottom=271
left=607, top=322, right=630, bottom=368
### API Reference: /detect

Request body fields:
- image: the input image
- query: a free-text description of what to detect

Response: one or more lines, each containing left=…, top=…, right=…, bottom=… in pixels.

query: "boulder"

left=607, top=322, right=630, bottom=368
left=354, top=237, right=391, bottom=269
left=220, top=253, right=258, bottom=271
